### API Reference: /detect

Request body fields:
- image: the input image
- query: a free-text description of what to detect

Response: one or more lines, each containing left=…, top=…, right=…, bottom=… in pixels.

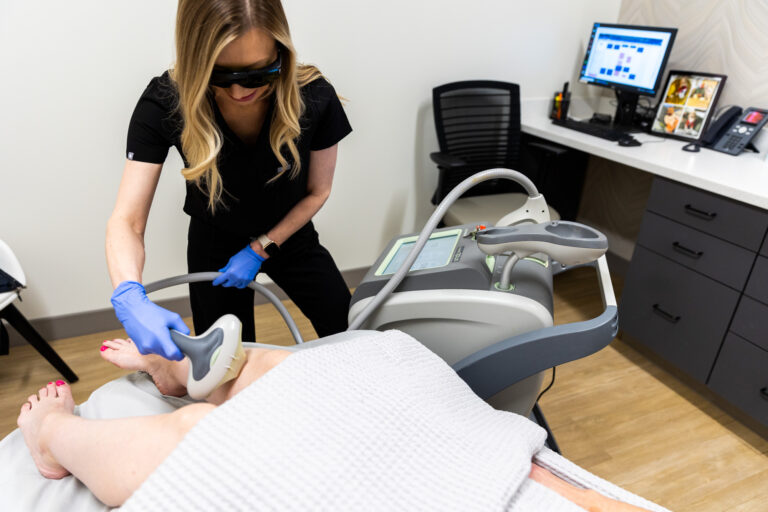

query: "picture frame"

left=650, top=70, right=727, bottom=142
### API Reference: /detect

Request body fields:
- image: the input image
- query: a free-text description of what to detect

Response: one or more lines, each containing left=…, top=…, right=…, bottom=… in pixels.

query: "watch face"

left=264, top=241, right=280, bottom=257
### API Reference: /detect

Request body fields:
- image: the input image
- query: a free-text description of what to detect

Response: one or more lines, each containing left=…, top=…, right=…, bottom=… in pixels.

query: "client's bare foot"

left=17, top=381, right=75, bottom=479
left=100, top=338, right=187, bottom=397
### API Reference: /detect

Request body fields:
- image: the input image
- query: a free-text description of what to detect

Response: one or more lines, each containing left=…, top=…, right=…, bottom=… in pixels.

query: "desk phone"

left=711, top=107, right=768, bottom=155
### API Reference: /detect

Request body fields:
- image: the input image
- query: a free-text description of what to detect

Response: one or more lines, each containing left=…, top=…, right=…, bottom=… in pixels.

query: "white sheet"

left=1, top=331, right=671, bottom=512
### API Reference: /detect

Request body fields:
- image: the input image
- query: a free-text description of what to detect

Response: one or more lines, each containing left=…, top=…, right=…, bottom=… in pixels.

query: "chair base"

left=0, top=304, right=78, bottom=383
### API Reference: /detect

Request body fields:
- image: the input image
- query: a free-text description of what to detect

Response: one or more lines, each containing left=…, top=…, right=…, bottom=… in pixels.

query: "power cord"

left=535, top=367, right=556, bottom=403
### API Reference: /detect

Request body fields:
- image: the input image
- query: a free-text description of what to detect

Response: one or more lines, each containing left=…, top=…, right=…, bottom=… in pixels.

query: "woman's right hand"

left=110, top=281, right=188, bottom=360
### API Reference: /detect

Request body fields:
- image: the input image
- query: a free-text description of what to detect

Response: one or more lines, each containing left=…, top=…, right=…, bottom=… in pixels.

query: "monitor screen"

left=579, top=23, right=676, bottom=96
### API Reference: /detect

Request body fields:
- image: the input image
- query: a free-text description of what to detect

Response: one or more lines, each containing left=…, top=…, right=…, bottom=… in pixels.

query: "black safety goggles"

left=209, top=50, right=281, bottom=89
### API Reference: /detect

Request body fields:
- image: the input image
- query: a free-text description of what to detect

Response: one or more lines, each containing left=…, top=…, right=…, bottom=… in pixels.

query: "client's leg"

left=530, top=464, right=652, bottom=512
left=206, top=347, right=292, bottom=404
left=101, top=338, right=188, bottom=396
left=20, top=346, right=291, bottom=505
left=101, top=338, right=291, bottom=405
left=18, top=380, right=215, bottom=507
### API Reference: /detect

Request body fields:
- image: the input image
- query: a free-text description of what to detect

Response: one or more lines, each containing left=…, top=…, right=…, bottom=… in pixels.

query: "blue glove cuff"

left=111, top=280, right=146, bottom=305
left=245, top=245, right=266, bottom=262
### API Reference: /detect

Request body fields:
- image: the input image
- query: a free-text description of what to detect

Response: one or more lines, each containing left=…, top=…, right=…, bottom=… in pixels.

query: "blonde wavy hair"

left=170, top=0, right=323, bottom=212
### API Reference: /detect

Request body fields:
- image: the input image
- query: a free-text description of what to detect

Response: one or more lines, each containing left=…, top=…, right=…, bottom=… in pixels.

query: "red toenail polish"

left=55, top=380, right=64, bottom=386
left=100, top=346, right=108, bottom=352
left=48, top=382, right=53, bottom=385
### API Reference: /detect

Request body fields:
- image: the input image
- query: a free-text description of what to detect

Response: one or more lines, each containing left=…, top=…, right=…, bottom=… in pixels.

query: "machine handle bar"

left=453, top=255, right=617, bottom=399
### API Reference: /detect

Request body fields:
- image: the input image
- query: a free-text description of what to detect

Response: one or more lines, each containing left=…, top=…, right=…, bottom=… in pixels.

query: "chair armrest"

left=430, top=152, right=467, bottom=168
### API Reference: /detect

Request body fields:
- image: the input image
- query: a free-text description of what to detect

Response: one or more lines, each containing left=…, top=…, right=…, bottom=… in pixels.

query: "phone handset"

left=689, top=106, right=768, bottom=155
left=682, top=106, right=742, bottom=153
left=702, top=106, right=742, bottom=147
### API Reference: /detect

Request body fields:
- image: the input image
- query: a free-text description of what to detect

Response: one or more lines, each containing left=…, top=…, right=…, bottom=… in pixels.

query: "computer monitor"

left=579, top=23, right=677, bottom=127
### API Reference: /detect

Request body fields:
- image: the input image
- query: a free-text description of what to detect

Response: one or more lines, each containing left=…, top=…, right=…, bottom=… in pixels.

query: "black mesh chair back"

left=431, top=81, right=522, bottom=203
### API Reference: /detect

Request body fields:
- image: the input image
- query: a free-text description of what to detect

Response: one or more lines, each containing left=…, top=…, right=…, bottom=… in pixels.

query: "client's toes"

left=54, top=381, right=76, bottom=412
left=26, top=394, right=39, bottom=408
left=99, top=338, right=149, bottom=372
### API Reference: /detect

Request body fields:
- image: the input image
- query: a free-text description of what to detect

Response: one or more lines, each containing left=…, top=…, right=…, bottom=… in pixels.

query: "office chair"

left=430, top=80, right=561, bottom=225
left=0, top=238, right=78, bottom=382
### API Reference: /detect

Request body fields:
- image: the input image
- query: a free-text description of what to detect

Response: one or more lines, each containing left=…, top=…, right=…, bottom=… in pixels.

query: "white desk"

left=521, top=98, right=768, bottom=210
left=526, top=98, right=768, bottom=434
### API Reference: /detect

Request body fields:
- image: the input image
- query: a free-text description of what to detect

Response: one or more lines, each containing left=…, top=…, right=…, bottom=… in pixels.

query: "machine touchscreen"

left=380, top=232, right=460, bottom=275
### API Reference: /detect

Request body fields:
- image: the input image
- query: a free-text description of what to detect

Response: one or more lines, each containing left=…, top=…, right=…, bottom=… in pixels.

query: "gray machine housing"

left=351, top=224, right=554, bottom=316
left=349, top=219, right=614, bottom=418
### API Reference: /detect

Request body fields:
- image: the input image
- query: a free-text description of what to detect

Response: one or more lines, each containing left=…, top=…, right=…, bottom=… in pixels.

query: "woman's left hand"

left=213, top=245, right=265, bottom=288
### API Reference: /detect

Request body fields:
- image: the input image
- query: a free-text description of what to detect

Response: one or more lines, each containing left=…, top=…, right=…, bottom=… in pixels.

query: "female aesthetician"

left=106, top=0, right=352, bottom=360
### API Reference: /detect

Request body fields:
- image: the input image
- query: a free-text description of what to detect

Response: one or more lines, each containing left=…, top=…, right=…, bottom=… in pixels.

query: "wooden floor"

left=1, top=268, right=766, bottom=511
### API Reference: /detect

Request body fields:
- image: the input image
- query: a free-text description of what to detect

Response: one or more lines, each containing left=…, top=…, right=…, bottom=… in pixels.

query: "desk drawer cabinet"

left=645, top=178, right=768, bottom=251
left=708, top=333, right=768, bottom=427
left=619, top=247, right=739, bottom=382
left=730, top=296, right=768, bottom=352
left=622, top=176, right=768, bottom=432
left=636, top=212, right=753, bottom=290
left=745, top=256, right=768, bottom=305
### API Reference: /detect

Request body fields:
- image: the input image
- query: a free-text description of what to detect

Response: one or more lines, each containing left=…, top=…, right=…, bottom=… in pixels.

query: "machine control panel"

left=376, top=228, right=463, bottom=276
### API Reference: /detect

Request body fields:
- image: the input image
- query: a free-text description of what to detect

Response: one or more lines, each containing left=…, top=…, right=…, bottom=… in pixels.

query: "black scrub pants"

left=186, top=218, right=351, bottom=342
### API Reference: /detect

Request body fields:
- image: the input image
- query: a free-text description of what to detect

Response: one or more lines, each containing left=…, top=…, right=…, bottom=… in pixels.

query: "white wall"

left=0, top=0, right=621, bottom=321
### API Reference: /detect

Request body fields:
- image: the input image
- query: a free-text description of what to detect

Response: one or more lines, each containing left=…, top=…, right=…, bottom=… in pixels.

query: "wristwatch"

left=256, top=234, right=281, bottom=258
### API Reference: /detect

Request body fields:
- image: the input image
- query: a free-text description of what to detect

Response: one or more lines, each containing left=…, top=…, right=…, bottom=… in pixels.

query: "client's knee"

left=171, top=403, right=216, bottom=435
left=241, top=348, right=291, bottom=380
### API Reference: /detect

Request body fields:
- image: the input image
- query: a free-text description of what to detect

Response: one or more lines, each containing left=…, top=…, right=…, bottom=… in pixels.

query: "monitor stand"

left=612, top=89, right=641, bottom=132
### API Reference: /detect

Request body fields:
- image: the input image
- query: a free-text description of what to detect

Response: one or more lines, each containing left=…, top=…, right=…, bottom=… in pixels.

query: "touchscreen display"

left=743, top=110, right=765, bottom=125
left=382, top=234, right=458, bottom=275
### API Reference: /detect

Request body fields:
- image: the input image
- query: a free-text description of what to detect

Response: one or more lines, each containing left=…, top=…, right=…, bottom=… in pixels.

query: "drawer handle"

left=652, top=303, right=681, bottom=324
left=672, top=241, right=704, bottom=259
left=761, top=388, right=768, bottom=402
left=684, top=204, right=718, bottom=220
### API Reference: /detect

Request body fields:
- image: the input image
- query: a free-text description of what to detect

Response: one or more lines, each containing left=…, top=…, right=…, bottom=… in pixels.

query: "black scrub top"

left=125, top=71, right=352, bottom=239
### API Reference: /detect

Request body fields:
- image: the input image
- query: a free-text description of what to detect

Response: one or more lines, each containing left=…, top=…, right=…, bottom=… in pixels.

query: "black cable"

left=535, top=366, right=556, bottom=403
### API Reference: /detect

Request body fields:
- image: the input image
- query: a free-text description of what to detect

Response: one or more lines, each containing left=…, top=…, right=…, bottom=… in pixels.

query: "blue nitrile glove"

left=212, top=245, right=265, bottom=289
left=110, top=280, right=187, bottom=361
